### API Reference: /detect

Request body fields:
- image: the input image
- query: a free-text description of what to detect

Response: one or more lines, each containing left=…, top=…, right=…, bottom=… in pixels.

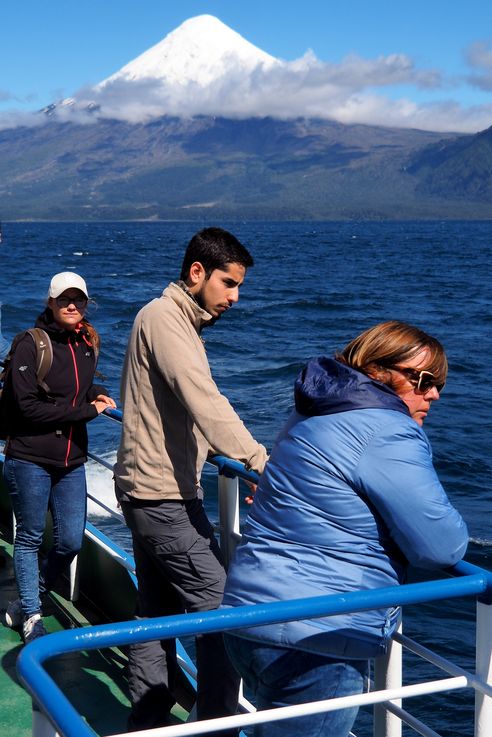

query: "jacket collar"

left=295, top=357, right=410, bottom=417
left=35, top=308, right=88, bottom=344
left=164, top=282, right=213, bottom=333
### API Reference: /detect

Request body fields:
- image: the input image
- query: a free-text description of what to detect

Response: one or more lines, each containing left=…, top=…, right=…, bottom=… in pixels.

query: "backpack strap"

left=26, top=328, right=53, bottom=393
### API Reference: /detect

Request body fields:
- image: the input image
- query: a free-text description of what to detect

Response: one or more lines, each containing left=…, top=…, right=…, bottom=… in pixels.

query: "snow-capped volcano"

left=62, top=14, right=285, bottom=121
left=29, top=14, right=485, bottom=133
left=54, top=14, right=456, bottom=130
left=99, top=15, right=278, bottom=89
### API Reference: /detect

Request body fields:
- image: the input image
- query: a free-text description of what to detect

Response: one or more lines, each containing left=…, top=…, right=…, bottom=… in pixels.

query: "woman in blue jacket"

left=223, top=320, right=468, bottom=737
left=2, top=272, right=116, bottom=643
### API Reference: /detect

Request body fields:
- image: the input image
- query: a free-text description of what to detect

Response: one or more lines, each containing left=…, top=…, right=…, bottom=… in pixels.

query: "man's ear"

left=187, top=261, right=207, bottom=287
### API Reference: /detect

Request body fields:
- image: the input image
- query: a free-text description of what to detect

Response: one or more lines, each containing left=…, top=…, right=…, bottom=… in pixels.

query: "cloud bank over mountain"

left=466, top=40, right=492, bottom=91
left=2, top=15, right=492, bottom=133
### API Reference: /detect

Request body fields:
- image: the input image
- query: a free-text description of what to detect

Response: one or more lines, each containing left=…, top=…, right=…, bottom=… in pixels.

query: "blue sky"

left=1, top=0, right=492, bottom=132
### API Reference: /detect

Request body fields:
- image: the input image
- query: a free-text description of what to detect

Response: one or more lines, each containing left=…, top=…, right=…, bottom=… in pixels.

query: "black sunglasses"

left=55, top=295, right=88, bottom=309
left=393, top=366, right=444, bottom=394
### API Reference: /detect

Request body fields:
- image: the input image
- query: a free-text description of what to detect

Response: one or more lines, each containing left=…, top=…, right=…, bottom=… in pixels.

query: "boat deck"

left=0, top=530, right=131, bottom=735
left=0, top=528, right=189, bottom=736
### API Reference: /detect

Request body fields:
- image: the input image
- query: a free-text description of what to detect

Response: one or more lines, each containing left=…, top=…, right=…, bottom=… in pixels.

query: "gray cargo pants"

left=119, top=491, right=240, bottom=735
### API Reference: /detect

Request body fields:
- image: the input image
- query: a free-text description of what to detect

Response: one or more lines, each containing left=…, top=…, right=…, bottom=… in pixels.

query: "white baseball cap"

left=48, top=272, right=89, bottom=299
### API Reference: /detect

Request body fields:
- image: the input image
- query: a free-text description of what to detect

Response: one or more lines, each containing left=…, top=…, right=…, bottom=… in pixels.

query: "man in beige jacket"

left=114, top=227, right=267, bottom=733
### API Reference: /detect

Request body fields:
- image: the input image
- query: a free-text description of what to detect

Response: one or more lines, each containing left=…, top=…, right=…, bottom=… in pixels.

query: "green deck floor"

left=0, top=533, right=133, bottom=736
left=0, top=477, right=196, bottom=737
left=0, top=534, right=192, bottom=736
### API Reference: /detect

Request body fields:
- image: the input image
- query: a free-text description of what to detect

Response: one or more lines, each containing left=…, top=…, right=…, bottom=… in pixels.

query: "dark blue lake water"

left=1, top=220, right=491, bottom=735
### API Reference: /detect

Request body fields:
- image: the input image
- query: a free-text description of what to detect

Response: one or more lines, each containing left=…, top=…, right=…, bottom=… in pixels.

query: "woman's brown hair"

left=336, top=320, right=447, bottom=390
left=81, top=319, right=100, bottom=354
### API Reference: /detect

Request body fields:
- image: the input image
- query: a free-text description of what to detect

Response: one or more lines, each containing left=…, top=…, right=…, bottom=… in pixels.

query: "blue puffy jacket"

left=223, top=358, right=468, bottom=659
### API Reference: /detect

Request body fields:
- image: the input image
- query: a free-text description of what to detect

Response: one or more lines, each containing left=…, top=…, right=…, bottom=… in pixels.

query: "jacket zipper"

left=65, top=341, right=80, bottom=466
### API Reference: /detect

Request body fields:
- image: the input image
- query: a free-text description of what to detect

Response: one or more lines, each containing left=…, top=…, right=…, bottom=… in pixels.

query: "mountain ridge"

left=3, top=114, right=489, bottom=221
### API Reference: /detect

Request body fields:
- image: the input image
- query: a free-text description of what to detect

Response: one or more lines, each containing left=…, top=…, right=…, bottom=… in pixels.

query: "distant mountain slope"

left=1, top=115, right=476, bottom=221
left=407, top=125, right=492, bottom=200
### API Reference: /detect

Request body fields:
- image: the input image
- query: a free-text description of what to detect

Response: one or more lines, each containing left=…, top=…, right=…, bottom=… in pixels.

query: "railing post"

left=32, top=706, right=60, bottom=737
left=475, top=600, right=492, bottom=737
left=69, top=555, right=80, bottom=602
left=373, top=618, right=402, bottom=737
left=217, top=474, right=240, bottom=569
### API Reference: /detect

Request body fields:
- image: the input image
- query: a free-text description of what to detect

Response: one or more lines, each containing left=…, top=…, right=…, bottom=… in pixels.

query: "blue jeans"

left=3, top=457, right=87, bottom=618
left=224, top=634, right=367, bottom=737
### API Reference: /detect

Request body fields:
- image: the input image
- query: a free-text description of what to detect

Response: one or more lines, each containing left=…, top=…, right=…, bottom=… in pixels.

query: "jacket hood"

left=295, top=357, right=410, bottom=417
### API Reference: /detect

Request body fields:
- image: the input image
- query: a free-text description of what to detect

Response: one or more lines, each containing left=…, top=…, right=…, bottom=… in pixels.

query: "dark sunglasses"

left=55, top=295, right=88, bottom=309
left=393, top=366, right=444, bottom=394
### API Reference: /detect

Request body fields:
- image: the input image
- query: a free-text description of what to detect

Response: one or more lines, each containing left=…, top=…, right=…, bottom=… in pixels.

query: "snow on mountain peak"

left=34, top=15, right=484, bottom=133
left=99, top=15, right=278, bottom=89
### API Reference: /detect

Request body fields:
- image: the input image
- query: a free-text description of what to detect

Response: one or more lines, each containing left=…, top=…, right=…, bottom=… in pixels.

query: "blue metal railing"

left=6, top=408, right=492, bottom=737
left=102, top=406, right=260, bottom=483
left=16, top=563, right=492, bottom=737
left=100, top=406, right=123, bottom=423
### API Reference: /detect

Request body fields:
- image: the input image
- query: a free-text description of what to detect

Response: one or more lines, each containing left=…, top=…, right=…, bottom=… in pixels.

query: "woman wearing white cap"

left=2, top=272, right=116, bottom=643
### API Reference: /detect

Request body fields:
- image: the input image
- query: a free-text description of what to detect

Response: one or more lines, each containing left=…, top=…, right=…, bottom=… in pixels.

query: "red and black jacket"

left=4, top=309, right=106, bottom=467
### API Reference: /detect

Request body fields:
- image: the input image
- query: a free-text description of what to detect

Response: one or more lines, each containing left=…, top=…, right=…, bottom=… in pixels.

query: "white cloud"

left=65, top=50, right=487, bottom=133
left=1, top=46, right=491, bottom=133
left=465, top=40, right=492, bottom=91
left=0, top=108, right=45, bottom=130
left=0, top=90, right=15, bottom=103
left=287, top=50, right=442, bottom=90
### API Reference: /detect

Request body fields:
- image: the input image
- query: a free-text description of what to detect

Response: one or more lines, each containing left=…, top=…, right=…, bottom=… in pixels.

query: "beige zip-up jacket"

left=114, top=282, right=268, bottom=500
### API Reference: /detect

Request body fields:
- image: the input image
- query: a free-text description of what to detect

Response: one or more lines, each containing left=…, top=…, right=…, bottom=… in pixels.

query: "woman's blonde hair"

left=337, top=320, right=447, bottom=389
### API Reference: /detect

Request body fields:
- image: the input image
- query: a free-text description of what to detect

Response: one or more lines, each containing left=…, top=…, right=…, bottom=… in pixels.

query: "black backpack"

left=0, top=328, right=53, bottom=440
